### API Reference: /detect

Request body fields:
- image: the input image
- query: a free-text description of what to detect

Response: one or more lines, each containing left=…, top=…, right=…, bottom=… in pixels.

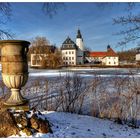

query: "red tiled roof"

left=89, top=48, right=118, bottom=57
left=89, top=52, right=107, bottom=57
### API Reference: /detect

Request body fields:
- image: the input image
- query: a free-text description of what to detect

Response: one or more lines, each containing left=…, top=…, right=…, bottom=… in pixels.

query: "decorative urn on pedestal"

left=0, top=40, right=30, bottom=106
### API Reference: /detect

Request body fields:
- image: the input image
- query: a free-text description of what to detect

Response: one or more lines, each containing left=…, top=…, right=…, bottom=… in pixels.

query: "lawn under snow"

left=11, top=111, right=140, bottom=138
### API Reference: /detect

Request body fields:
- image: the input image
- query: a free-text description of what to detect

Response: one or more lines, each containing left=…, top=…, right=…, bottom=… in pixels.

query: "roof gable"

left=107, top=48, right=118, bottom=56
left=62, top=37, right=75, bottom=45
left=61, top=37, right=78, bottom=50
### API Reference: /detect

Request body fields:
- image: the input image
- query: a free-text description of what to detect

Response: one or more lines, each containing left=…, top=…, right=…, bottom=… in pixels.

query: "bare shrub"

left=90, top=71, right=140, bottom=127
left=53, top=72, right=90, bottom=114
left=91, top=74, right=112, bottom=118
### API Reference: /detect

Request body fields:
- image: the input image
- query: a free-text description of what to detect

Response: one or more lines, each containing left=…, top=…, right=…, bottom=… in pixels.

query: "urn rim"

left=0, top=40, right=30, bottom=45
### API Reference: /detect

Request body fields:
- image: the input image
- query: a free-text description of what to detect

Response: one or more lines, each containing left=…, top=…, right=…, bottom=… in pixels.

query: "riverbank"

left=30, top=64, right=140, bottom=69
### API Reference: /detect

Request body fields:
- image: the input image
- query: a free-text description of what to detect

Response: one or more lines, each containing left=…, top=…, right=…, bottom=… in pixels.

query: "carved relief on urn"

left=0, top=40, right=30, bottom=106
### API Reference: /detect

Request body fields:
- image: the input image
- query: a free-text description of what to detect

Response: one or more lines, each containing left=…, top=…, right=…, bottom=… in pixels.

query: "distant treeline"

left=117, top=48, right=138, bottom=62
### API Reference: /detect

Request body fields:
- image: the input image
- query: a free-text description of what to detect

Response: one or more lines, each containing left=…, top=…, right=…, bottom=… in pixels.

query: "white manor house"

left=61, top=29, right=119, bottom=66
left=61, top=29, right=84, bottom=65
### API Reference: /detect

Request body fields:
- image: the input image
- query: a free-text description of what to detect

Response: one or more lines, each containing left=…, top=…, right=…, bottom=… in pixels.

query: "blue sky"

left=3, top=2, right=140, bottom=51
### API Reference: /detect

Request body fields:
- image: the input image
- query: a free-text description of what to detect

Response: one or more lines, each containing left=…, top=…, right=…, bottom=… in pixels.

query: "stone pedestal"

left=3, top=103, right=30, bottom=111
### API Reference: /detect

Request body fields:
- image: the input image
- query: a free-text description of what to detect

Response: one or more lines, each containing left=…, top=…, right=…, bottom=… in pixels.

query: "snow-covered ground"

left=11, top=111, right=140, bottom=138
left=3, top=68, right=140, bottom=138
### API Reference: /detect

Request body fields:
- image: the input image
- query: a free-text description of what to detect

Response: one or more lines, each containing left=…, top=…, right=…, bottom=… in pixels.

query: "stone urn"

left=0, top=40, right=30, bottom=106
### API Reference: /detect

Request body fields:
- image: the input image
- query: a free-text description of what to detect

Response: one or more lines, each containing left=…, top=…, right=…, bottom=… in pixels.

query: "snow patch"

left=10, top=111, right=140, bottom=138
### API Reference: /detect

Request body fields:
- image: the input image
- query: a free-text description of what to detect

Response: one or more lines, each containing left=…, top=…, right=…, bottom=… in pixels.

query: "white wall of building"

left=102, top=56, right=119, bottom=66
left=62, top=50, right=77, bottom=65
left=76, top=38, right=84, bottom=51
left=76, top=38, right=84, bottom=65
left=136, top=54, right=140, bottom=61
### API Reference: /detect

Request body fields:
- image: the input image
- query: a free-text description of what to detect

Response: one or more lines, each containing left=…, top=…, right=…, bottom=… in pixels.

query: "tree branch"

left=0, top=29, right=14, bottom=39
left=42, top=2, right=65, bottom=18
left=0, top=3, right=13, bottom=39
left=0, top=3, right=12, bottom=20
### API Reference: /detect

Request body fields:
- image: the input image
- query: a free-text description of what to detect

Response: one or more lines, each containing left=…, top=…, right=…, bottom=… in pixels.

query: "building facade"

left=30, top=54, right=47, bottom=67
left=30, top=45, right=56, bottom=68
left=61, top=29, right=84, bottom=65
left=86, top=45, right=119, bottom=66
left=61, top=37, right=78, bottom=65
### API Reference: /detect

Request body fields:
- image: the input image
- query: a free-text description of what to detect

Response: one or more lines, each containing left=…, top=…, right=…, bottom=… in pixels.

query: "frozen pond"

left=0, top=65, right=140, bottom=79
left=28, top=67, right=140, bottom=78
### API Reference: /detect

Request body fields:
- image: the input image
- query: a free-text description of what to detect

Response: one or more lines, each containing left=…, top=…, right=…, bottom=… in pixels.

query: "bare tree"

left=29, top=36, right=62, bottom=68
left=97, top=2, right=140, bottom=46
left=112, top=3, right=140, bottom=46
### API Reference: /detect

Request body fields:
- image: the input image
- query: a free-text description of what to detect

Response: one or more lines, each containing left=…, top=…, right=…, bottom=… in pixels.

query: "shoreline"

left=30, top=65, right=140, bottom=70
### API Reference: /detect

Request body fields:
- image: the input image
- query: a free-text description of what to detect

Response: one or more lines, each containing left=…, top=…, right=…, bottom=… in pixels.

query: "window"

left=69, top=51, right=71, bottom=54
left=109, top=62, right=111, bottom=64
left=114, top=62, right=116, bottom=64
left=72, top=57, right=74, bottom=60
left=32, top=60, right=36, bottom=65
left=69, top=57, right=71, bottom=60
left=63, top=57, right=65, bottom=60
left=72, top=51, right=74, bottom=54
left=66, top=52, right=67, bottom=54
left=66, top=57, right=68, bottom=60
left=72, top=62, right=74, bottom=64
left=69, top=62, right=71, bottom=64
